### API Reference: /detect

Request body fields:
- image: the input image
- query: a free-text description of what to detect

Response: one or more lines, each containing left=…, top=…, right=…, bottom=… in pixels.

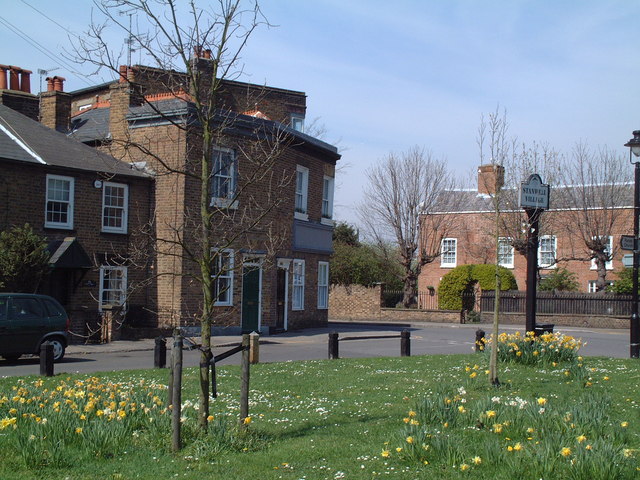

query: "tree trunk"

left=402, top=271, right=417, bottom=308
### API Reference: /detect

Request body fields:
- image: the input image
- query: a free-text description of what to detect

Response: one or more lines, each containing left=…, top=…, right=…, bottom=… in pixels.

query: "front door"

left=241, top=264, right=261, bottom=333
left=275, top=268, right=287, bottom=331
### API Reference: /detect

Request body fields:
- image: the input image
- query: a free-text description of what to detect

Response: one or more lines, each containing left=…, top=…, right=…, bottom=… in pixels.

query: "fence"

left=480, top=290, right=632, bottom=316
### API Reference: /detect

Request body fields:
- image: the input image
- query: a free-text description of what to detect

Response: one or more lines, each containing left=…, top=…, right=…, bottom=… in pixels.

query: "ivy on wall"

left=438, top=264, right=518, bottom=310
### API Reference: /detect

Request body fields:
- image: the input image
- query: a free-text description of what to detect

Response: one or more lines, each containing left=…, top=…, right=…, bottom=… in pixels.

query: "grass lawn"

left=0, top=344, right=639, bottom=479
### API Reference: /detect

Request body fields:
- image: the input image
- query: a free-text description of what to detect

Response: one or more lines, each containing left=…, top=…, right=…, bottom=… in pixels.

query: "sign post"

left=519, top=174, right=550, bottom=334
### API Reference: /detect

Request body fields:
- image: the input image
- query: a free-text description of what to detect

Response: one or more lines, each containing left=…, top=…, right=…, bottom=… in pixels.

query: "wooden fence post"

left=240, top=334, right=250, bottom=427
left=171, top=331, right=183, bottom=452
left=475, top=329, right=486, bottom=352
left=39, top=342, right=54, bottom=377
left=249, top=332, right=259, bottom=364
left=400, top=329, right=410, bottom=357
left=328, top=331, right=339, bottom=359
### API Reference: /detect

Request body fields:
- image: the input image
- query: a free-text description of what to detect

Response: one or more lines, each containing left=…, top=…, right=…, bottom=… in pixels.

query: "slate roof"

left=0, top=104, right=147, bottom=178
left=429, top=184, right=634, bottom=214
left=69, top=97, right=340, bottom=159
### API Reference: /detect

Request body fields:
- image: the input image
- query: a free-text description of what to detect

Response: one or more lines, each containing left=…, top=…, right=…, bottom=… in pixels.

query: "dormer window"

left=290, top=114, right=305, bottom=133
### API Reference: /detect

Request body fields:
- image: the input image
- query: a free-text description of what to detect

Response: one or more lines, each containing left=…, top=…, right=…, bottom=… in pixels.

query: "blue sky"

left=1, top=0, right=639, bottom=224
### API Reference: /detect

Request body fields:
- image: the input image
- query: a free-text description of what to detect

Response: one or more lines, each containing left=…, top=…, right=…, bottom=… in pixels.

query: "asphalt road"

left=0, top=322, right=635, bottom=378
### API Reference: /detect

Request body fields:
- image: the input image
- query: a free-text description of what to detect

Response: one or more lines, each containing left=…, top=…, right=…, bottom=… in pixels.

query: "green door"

left=241, top=266, right=261, bottom=333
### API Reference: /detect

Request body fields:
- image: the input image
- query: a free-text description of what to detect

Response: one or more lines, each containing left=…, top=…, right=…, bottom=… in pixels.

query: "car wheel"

left=42, top=338, right=66, bottom=362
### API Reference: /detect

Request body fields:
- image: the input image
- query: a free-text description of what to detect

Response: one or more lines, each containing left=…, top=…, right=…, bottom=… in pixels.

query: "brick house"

left=0, top=69, right=153, bottom=338
left=418, top=164, right=633, bottom=297
left=41, top=55, right=340, bottom=334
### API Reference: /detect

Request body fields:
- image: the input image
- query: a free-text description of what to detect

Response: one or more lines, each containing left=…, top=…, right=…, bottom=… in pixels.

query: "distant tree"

left=538, top=268, right=579, bottom=292
left=0, top=224, right=50, bottom=292
left=557, top=144, right=632, bottom=292
left=333, top=222, right=360, bottom=247
left=608, top=269, right=636, bottom=295
left=358, top=146, right=458, bottom=308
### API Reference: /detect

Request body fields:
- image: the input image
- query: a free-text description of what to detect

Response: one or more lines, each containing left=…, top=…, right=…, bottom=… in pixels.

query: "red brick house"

left=418, top=164, right=633, bottom=298
left=1, top=54, right=340, bottom=336
left=0, top=70, right=152, bottom=338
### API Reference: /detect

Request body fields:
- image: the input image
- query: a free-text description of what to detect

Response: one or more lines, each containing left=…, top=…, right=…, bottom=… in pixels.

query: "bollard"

left=475, top=329, right=486, bottom=352
left=328, top=331, right=339, bottom=359
left=40, top=342, right=54, bottom=377
left=249, top=332, right=260, bottom=364
left=154, top=336, right=167, bottom=368
left=400, top=329, right=411, bottom=357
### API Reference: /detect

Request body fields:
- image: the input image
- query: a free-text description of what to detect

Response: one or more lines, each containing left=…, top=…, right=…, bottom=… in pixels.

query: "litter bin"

left=534, top=324, right=554, bottom=336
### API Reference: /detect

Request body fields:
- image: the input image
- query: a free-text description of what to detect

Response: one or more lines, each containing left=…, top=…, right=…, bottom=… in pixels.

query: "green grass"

left=0, top=353, right=639, bottom=479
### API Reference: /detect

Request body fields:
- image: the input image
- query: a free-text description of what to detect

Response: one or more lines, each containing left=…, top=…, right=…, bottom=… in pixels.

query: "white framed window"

left=45, top=174, right=74, bottom=229
left=591, top=236, right=613, bottom=270
left=212, top=249, right=234, bottom=306
left=498, top=237, right=514, bottom=268
left=99, top=266, right=127, bottom=309
left=321, top=176, right=335, bottom=222
left=290, top=113, right=305, bottom=133
left=441, top=238, right=457, bottom=268
left=295, top=165, right=309, bottom=220
left=292, top=259, right=305, bottom=310
left=317, top=261, right=329, bottom=309
left=210, top=147, right=237, bottom=208
left=588, top=280, right=614, bottom=293
left=102, top=182, right=128, bottom=233
left=539, top=235, right=557, bottom=269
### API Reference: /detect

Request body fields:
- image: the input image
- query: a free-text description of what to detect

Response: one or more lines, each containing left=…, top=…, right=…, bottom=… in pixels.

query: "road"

left=0, top=322, right=634, bottom=377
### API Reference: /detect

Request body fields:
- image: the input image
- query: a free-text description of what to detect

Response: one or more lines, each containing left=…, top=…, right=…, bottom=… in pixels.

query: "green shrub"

left=438, top=264, right=517, bottom=310
left=539, top=268, right=579, bottom=292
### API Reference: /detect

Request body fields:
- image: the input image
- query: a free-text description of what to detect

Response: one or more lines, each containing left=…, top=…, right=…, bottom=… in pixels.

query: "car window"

left=0, top=298, right=7, bottom=321
left=11, top=298, right=44, bottom=318
left=43, top=298, right=64, bottom=317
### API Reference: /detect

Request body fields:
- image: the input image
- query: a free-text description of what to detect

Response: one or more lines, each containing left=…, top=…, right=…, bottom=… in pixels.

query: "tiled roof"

left=0, top=104, right=148, bottom=178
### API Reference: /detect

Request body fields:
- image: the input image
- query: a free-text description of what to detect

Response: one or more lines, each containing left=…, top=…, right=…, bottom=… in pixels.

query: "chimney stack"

left=477, top=164, right=505, bottom=196
left=40, top=76, right=71, bottom=132
left=0, top=64, right=38, bottom=120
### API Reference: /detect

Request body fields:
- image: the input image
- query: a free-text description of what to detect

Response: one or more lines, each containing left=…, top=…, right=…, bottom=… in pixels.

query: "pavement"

left=65, top=319, right=625, bottom=355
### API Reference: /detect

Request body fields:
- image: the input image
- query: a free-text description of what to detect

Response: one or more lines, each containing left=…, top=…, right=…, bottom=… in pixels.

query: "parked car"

left=0, top=293, right=70, bottom=362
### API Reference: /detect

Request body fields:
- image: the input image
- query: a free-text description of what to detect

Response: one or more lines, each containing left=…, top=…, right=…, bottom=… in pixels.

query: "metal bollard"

left=475, top=329, right=486, bottom=352
left=400, top=329, right=411, bottom=357
left=154, top=336, right=167, bottom=368
left=40, top=341, right=54, bottom=377
left=328, top=331, right=339, bottom=359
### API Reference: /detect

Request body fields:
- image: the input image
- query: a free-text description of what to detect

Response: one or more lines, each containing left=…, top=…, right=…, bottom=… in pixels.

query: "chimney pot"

left=119, top=65, right=128, bottom=83
left=0, top=67, right=7, bottom=90
left=20, top=70, right=31, bottom=93
left=53, top=76, right=65, bottom=92
left=203, top=49, right=212, bottom=59
left=193, top=45, right=203, bottom=58
left=9, top=67, right=20, bottom=90
left=126, top=67, right=135, bottom=82
left=46, top=77, right=55, bottom=92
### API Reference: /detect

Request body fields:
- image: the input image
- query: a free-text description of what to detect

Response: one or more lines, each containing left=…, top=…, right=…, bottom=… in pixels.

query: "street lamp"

left=624, top=130, right=640, bottom=358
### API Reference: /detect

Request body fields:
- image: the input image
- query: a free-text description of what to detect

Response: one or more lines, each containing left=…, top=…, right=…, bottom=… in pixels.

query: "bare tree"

left=557, top=143, right=632, bottom=292
left=73, top=0, right=292, bottom=430
left=358, top=146, right=458, bottom=308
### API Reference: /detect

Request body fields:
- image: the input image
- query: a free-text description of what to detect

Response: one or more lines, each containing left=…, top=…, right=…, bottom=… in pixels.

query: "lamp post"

left=624, top=130, right=640, bottom=358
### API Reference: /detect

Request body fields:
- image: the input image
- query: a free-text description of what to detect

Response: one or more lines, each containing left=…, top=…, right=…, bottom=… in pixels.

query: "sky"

left=1, top=0, right=640, bottom=225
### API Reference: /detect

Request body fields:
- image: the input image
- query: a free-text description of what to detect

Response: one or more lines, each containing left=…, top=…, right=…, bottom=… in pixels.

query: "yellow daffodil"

left=560, top=447, right=572, bottom=457
left=471, top=456, right=481, bottom=465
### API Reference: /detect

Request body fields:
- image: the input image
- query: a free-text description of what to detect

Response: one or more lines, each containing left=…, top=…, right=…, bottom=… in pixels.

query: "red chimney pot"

left=9, top=67, right=20, bottom=90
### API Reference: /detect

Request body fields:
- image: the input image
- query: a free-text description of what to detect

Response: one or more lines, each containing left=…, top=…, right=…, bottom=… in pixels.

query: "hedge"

left=438, top=264, right=518, bottom=310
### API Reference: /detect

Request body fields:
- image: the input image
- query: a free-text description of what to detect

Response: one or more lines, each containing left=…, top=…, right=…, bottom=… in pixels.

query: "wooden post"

left=249, top=332, right=259, bottom=364
left=171, top=331, right=183, bottom=452
left=475, top=329, right=486, bottom=352
left=328, top=331, right=339, bottom=359
left=240, top=334, right=250, bottom=427
left=154, top=336, right=166, bottom=368
left=400, top=329, right=410, bottom=357
left=39, top=342, right=54, bottom=377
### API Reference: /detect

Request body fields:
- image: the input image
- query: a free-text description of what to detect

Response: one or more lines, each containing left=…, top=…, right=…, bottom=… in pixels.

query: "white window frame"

left=102, top=181, right=129, bottom=233
left=212, top=249, right=234, bottom=306
left=498, top=237, right=514, bottom=268
left=99, top=266, right=127, bottom=310
left=321, top=176, right=335, bottom=225
left=317, top=261, right=329, bottom=309
left=441, top=238, right=457, bottom=268
left=290, top=113, right=305, bottom=133
left=539, top=235, right=557, bottom=269
left=45, top=174, right=74, bottom=229
left=210, top=147, right=238, bottom=209
left=292, top=259, right=305, bottom=310
left=588, top=280, right=614, bottom=293
left=295, top=165, right=309, bottom=220
left=591, top=236, right=613, bottom=270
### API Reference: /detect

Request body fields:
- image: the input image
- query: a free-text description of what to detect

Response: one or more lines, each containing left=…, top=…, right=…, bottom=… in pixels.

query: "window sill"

left=214, top=302, right=233, bottom=307
left=292, top=307, right=304, bottom=311
left=211, top=197, right=239, bottom=210
left=440, top=264, right=456, bottom=269
left=320, top=217, right=334, bottom=226
left=294, top=212, right=309, bottom=221
left=44, top=223, right=74, bottom=230
left=102, top=228, right=128, bottom=234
